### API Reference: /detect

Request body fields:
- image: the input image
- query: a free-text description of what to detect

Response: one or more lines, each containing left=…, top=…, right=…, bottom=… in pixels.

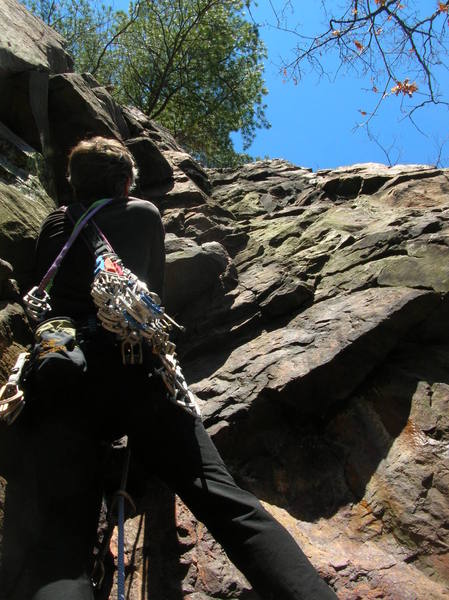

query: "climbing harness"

left=0, top=352, right=30, bottom=424
left=22, top=198, right=201, bottom=417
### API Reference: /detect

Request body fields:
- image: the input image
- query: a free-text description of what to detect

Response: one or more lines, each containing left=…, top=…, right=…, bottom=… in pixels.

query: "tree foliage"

left=24, top=0, right=119, bottom=73
left=23, top=0, right=269, bottom=167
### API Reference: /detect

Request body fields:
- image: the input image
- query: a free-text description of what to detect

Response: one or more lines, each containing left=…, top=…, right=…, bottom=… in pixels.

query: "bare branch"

left=91, top=1, right=141, bottom=76
left=365, top=122, right=400, bottom=167
left=270, top=0, right=449, bottom=155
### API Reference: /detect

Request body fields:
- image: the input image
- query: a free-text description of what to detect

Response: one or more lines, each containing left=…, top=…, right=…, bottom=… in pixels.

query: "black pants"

left=0, top=338, right=337, bottom=600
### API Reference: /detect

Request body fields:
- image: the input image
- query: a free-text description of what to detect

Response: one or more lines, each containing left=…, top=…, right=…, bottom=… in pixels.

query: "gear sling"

left=2, top=197, right=200, bottom=423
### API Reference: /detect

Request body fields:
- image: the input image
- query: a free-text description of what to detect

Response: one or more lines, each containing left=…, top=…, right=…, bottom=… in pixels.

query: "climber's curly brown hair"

left=67, top=136, right=138, bottom=202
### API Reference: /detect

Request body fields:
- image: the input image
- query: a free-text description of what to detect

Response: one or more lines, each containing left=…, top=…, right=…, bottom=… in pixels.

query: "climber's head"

left=67, top=136, right=138, bottom=203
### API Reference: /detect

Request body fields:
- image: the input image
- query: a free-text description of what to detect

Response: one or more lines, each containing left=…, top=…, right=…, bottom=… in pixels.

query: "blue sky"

left=236, top=2, right=449, bottom=170
left=111, top=1, right=449, bottom=170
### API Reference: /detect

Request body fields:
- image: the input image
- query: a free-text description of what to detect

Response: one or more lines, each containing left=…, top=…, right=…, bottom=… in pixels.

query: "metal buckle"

left=121, top=337, right=143, bottom=365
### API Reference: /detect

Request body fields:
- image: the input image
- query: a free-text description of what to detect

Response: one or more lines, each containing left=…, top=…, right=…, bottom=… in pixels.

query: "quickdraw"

left=22, top=287, right=51, bottom=322
left=0, top=352, right=30, bottom=424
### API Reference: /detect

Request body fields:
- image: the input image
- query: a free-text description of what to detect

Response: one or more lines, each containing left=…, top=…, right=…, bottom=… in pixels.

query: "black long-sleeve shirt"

left=34, top=196, right=165, bottom=319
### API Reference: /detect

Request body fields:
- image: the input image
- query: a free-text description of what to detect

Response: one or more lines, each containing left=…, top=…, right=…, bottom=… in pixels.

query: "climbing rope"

left=92, top=447, right=136, bottom=597
left=116, top=448, right=132, bottom=600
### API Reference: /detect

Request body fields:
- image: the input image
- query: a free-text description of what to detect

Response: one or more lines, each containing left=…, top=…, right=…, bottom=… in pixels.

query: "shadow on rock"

left=211, top=338, right=449, bottom=525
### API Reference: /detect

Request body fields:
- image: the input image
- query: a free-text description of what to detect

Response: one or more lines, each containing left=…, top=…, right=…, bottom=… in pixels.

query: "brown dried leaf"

left=390, top=79, right=418, bottom=97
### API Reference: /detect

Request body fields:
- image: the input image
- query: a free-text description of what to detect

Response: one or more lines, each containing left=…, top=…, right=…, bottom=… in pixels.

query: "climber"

left=0, top=136, right=337, bottom=600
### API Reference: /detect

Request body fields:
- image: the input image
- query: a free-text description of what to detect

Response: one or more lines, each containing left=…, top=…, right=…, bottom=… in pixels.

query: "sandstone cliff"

left=1, top=1, right=449, bottom=599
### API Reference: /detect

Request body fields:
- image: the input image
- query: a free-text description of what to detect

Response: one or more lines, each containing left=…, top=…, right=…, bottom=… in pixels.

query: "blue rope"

left=116, top=447, right=132, bottom=600
left=117, top=494, right=125, bottom=600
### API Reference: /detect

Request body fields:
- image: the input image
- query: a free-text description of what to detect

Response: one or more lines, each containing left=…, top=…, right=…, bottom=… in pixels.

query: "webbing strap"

left=66, top=202, right=114, bottom=258
left=38, top=198, right=114, bottom=294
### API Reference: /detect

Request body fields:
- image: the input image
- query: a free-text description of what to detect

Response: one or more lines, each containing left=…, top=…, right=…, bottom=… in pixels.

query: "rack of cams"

left=91, top=253, right=201, bottom=416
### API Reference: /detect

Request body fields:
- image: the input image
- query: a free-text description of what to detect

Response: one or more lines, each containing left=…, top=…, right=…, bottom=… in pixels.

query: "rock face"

left=1, top=2, right=449, bottom=599
left=0, top=0, right=72, bottom=76
left=179, top=162, right=449, bottom=600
